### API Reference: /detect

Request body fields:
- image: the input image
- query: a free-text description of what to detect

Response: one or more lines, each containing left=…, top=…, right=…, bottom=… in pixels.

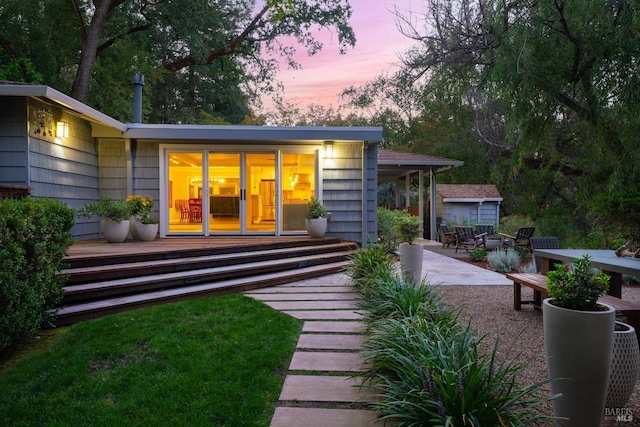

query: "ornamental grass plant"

left=345, top=248, right=554, bottom=425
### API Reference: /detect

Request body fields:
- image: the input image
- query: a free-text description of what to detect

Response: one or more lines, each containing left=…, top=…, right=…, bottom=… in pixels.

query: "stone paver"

left=271, top=407, right=377, bottom=427
left=296, top=333, right=362, bottom=350
left=289, top=351, right=363, bottom=372
left=265, top=300, right=356, bottom=310
left=283, top=310, right=363, bottom=320
left=244, top=286, right=352, bottom=294
left=279, top=375, right=375, bottom=402
left=301, top=320, right=364, bottom=333
left=248, top=292, right=356, bottom=301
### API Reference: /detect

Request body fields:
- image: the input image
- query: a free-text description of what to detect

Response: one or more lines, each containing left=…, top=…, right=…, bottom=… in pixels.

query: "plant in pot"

left=543, top=255, right=614, bottom=426
left=126, top=195, right=158, bottom=241
left=78, top=197, right=132, bottom=243
left=305, top=197, right=328, bottom=238
left=396, top=215, right=423, bottom=284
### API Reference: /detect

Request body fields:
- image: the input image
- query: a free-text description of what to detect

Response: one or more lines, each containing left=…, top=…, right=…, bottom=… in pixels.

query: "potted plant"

left=305, top=197, right=328, bottom=238
left=396, top=215, right=423, bottom=283
left=543, top=255, right=614, bottom=426
left=126, top=195, right=158, bottom=241
left=78, top=197, right=132, bottom=243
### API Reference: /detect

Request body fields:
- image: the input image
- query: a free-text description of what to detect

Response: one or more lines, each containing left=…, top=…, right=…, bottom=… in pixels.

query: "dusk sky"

left=267, top=0, right=418, bottom=110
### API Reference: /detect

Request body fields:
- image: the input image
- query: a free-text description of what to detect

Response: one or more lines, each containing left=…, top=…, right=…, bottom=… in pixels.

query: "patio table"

left=534, top=249, right=640, bottom=298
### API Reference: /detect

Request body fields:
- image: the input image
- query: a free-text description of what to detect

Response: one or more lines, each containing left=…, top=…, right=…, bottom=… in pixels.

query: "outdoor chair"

left=439, top=224, right=457, bottom=248
left=475, top=224, right=495, bottom=238
left=454, top=226, right=487, bottom=253
left=530, top=236, right=559, bottom=272
left=499, top=227, right=536, bottom=251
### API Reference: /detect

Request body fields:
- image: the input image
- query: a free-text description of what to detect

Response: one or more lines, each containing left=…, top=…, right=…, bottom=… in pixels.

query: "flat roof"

left=0, top=83, right=127, bottom=132
left=124, top=123, right=383, bottom=142
left=378, top=149, right=464, bottom=178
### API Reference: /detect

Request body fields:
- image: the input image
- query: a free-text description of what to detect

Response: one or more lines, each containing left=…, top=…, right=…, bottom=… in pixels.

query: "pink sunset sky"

left=266, top=0, right=419, bottom=110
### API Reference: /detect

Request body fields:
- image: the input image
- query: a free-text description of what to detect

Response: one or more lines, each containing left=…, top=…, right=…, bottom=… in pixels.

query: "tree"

left=392, top=0, right=640, bottom=241
left=0, top=0, right=355, bottom=124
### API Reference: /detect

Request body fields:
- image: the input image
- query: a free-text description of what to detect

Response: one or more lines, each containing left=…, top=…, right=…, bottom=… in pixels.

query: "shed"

left=434, top=184, right=503, bottom=227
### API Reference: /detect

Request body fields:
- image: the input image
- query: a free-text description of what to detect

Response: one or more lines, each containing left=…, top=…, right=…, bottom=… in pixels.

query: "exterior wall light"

left=56, top=121, right=69, bottom=139
left=324, top=141, right=334, bottom=159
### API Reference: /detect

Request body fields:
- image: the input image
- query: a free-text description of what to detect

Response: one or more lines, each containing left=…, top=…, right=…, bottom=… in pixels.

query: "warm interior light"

left=56, top=121, right=69, bottom=139
left=324, top=141, right=334, bottom=159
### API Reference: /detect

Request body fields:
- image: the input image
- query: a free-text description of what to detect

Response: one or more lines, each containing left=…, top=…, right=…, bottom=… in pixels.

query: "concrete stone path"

left=243, top=243, right=511, bottom=426
left=243, top=273, right=378, bottom=427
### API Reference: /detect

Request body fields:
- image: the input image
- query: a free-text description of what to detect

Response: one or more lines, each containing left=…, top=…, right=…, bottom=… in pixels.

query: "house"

left=0, top=83, right=382, bottom=246
left=433, top=184, right=503, bottom=227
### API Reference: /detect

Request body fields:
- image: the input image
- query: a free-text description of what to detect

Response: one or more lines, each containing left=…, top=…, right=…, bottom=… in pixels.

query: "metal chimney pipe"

left=132, top=74, right=145, bottom=123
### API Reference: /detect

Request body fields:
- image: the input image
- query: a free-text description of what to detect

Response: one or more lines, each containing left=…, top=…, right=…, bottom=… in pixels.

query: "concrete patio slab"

left=421, top=247, right=511, bottom=286
left=289, top=351, right=364, bottom=372
left=296, top=333, right=362, bottom=350
left=301, top=321, right=364, bottom=333
left=278, top=375, right=375, bottom=402
left=271, top=407, right=377, bottom=427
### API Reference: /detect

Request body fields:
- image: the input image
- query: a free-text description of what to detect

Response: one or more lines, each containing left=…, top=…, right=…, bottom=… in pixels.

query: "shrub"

left=0, top=198, right=75, bottom=351
left=468, top=248, right=487, bottom=262
left=499, top=214, right=535, bottom=236
left=377, top=208, right=408, bottom=253
left=488, top=248, right=522, bottom=272
left=546, top=255, right=610, bottom=311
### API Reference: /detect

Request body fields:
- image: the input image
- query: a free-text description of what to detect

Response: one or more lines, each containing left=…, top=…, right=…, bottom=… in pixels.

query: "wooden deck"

left=65, top=236, right=321, bottom=261
left=58, top=237, right=357, bottom=325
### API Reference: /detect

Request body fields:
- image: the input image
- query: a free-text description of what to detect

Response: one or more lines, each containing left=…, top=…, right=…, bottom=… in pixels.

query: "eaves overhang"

left=0, top=83, right=127, bottom=132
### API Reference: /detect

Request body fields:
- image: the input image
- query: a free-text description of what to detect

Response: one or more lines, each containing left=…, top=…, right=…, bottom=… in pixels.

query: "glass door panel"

left=208, top=153, right=241, bottom=233
left=282, top=153, right=316, bottom=232
left=167, top=152, right=204, bottom=234
left=246, top=153, right=276, bottom=233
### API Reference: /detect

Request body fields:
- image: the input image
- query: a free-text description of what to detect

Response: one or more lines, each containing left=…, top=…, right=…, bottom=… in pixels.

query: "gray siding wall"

left=0, top=97, right=28, bottom=185
left=478, top=202, right=499, bottom=225
left=131, top=140, right=160, bottom=217
left=364, top=143, right=378, bottom=246
left=323, top=142, right=366, bottom=245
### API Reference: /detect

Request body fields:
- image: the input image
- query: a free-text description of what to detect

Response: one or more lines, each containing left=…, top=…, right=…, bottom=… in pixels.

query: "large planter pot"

left=543, top=298, right=615, bottom=426
left=129, top=216, right=139, bottom=240
left=305, top=217, right=327, bottom=238
left=136, top=223, right=158, bottom=241
left=100, top=219, right=130, bottom=243
left=605, top=321, right=640, bottom=412
left=399, top=243, right=423, bottom=284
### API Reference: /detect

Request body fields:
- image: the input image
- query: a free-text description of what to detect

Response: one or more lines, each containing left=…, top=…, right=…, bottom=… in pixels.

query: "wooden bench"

left=507, top=272, right=640, bottom=342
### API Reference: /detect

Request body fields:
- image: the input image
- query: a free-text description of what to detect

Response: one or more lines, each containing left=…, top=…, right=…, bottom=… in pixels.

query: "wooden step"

left=62, top=250, right=356, bottom=303
left=55, top=261, right=349, bottom=326
left=64, top=237, right=347, bottom=268
left=62, top=242, right=355, bottom=285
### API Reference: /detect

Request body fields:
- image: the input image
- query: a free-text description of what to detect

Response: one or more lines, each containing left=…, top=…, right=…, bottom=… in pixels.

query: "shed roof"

left=437, top=184, right=503, bottom=202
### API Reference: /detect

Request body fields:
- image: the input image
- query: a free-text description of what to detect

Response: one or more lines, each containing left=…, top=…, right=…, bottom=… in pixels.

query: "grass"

left=0, top=293, right=302, bottom=427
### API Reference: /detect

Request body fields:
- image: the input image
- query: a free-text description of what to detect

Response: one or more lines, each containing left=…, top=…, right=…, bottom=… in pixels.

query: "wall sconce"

left=324, top=141, right=334, bottom=159
left=56, top=121, right=69, bottom=139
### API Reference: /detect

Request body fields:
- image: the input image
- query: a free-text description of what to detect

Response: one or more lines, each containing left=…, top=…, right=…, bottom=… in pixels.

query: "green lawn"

left=0, top=294, right=302, bottom=427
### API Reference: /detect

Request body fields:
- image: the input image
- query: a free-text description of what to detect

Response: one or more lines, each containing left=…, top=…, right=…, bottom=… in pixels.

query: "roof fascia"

left=124, top=124, right=383, bottom=142
left=0, top=84, right=127, bottom=132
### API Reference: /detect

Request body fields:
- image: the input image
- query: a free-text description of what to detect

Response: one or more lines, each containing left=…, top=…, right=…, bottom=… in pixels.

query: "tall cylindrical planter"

left=399, top=243, right=423, bottom=284
left=100, top=219, right=130, bottom=243
left=605, top=321, right=640, bottom=411
left=543, top=298, right=615, bottom=426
